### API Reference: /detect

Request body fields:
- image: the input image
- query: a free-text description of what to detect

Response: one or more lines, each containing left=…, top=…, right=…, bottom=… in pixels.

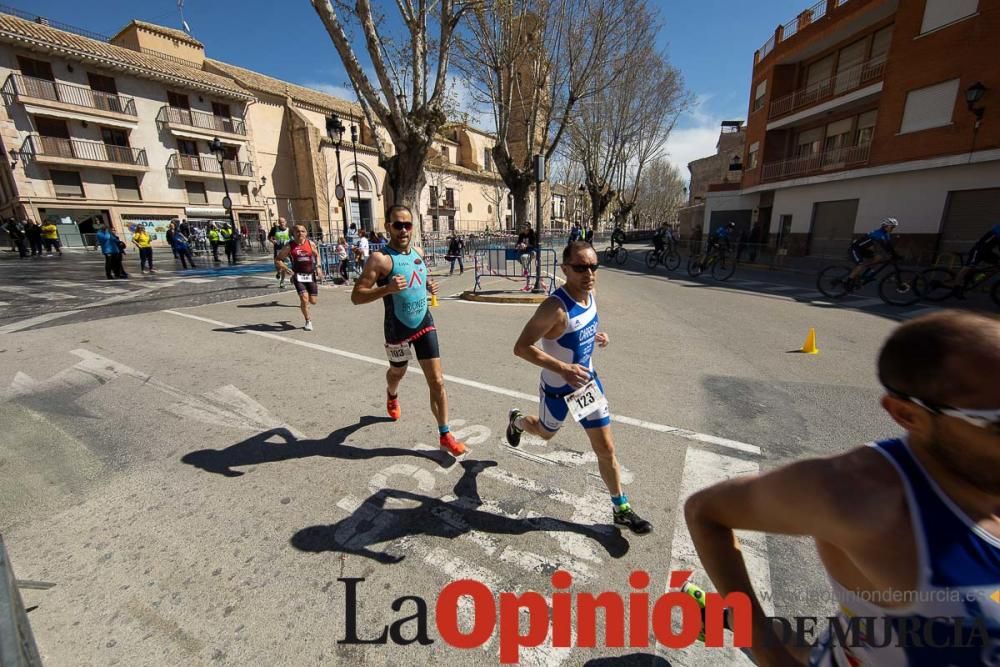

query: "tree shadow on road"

left=181, top=416, right=453, bottom=477
left=290, top=459, right=630, bottom=563
left=212, top=320, right=297, bottom=333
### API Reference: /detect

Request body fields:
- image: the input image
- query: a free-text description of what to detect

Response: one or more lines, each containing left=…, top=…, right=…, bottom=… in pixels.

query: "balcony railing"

left=761, top=142, right=871, bottom=181
left=2, top=73, right=137, bottom=116
left=757, top=0, right=853, bottom=62
left=157, top=105, right=247, bottom=136
left=769, top=56, right=886, bottom=118
left=21, top=135, right=147, bottom=166
left=168, top=151, right=253, bottom=178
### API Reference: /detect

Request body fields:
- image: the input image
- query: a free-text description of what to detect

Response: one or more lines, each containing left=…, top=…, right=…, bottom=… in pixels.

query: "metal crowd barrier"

left=0, top=535, right=43, bottom=666
left=474, top=246, right=558, bottom=294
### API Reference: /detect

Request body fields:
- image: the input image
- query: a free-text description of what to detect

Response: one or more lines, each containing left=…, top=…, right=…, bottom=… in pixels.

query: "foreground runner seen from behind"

left=685, top=310, right=1000, bottom=666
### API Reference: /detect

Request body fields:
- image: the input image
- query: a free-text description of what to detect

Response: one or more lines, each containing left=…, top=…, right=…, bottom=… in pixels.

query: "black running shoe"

left=506, top=408, right=523, bottom=447
left=614, top=507, right=652, bottom=535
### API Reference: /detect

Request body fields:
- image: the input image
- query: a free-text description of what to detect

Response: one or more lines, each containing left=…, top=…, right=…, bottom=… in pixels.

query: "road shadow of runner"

left=236, top=300, right=299, bottom=309
left=290, top=459, right=630, bottom=563
left=181, top=416, right=453, bottom=477
left=211, top=320, right=298, bottom=333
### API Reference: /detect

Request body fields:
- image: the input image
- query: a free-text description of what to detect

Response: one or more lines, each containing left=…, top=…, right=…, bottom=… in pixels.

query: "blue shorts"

left=538, top=376, right=611, bottom=432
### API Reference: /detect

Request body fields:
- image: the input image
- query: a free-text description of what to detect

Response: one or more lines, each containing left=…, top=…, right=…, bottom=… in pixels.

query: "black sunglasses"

left=391, top=221, right=413, bottom=231
left=567, top=263, right=599, bottom=273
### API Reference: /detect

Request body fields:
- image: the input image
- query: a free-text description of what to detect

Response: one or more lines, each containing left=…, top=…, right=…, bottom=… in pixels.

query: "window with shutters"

left=899, top=79, right=959, bottom=134
left=753, top=80, right=767, bottom=112
left=855, top=110, right=878, bottom=145
left=113, top=175, right=141, bottom=201
left=920, top=0, right=978, bottom=34
left=185, top=180, right=207, bottom=204
left=51, top=170, right=84, bottom=198
left=18, top=56, right=53, bottom=80
left=167, top=91, right=190, bottom=109
left=240, top=184, right=250, bottom=205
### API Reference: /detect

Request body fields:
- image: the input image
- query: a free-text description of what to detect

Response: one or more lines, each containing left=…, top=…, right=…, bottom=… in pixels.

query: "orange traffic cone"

left=800, top=328, right=819, bottom=355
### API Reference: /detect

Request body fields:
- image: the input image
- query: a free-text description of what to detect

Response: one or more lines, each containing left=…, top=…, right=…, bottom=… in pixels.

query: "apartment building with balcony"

left=0, top=14, right=262, bottom=246
left=0, top=7, right=511, bottom=248
left=703, top=0, right=999, bottom=261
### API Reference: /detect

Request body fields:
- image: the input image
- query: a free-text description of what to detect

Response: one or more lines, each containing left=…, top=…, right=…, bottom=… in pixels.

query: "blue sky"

left=22, top=0, right=809, bottom=174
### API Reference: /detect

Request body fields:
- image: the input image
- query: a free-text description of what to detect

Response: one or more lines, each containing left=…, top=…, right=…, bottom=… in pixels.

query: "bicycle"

left=644, top=244, right=681, bottom=271
left=687, top=246, right=736, bottom=281
left=917, top=258, right=1000, bottom=307
left=603, top=244, right=629, bottom=266
left=816, top=256, right=920, bottom=306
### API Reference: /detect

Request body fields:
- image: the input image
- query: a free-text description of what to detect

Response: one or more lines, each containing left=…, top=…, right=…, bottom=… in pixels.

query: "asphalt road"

left=0, top=244, right=934, bottom=666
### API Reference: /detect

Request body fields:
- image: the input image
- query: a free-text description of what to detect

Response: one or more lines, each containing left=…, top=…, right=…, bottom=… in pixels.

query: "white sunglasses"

left=886, top=386, right=1000, bottom=430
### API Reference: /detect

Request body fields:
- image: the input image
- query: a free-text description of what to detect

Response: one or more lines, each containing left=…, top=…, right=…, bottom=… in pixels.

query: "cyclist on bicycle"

left=611, top=224, right=626, bottom=251
left=949, top=223, right=1000, bottom=292
left=707, top=221, right=735, bottom=257
left=652, top=222, right=669, bottom=254
left=847, top=217, right=898, bottom=283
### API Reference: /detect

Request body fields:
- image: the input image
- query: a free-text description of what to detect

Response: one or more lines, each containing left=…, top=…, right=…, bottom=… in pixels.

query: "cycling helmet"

left=880, top=217, right=899, bottom=228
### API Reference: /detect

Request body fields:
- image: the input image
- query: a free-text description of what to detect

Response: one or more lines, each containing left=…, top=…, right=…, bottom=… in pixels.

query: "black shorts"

left=850, top=244, right=874, bottom=264
left=292, top=274, right=318, bottom=296
left=387, top=328, right=440, bottom=367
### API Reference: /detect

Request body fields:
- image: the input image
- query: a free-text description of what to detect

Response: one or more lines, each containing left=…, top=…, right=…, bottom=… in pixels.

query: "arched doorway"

left=349, top=173, right=374, bottom=233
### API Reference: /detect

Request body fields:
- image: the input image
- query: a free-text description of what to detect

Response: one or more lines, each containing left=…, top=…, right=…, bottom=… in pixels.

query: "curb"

left=460, top=290, right=548, bottom=304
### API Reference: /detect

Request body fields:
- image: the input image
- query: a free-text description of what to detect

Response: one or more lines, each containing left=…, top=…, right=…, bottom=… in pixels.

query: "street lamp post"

left=351, top=120, right=363, bottom=233
left=532, top=154, right=545, bottom=293
left=326, top=114, right=348, bottom=238
left=210, top=137, right=238, bottom=263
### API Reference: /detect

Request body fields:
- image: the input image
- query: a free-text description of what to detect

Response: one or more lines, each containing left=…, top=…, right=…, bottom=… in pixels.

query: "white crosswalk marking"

left=660, top=447, right=771, bottom=666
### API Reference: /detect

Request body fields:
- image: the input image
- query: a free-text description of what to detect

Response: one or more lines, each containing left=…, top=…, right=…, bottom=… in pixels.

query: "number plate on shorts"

left=385, top=342, right=413, bottom=363
left=296, top=273, right=313, bottom=283
left=565, top=379, right=607, bottom=422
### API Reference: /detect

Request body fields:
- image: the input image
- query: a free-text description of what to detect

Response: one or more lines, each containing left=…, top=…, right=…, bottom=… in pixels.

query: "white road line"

left=660, top=447, right=772, bottom=665
left=165, top=310, right=761, bottom=457
left=0, top=309, right=83, bottom=334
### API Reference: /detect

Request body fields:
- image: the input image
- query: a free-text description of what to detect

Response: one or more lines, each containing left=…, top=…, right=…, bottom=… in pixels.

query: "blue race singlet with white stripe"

left=810, top=437, right=1000, bottom=667
left=539, top=287, right=598, bottom=392
left=378, top=245, right=434, bottom=342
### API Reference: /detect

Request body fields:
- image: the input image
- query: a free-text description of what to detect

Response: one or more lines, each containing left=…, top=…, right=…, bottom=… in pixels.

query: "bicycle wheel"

left=712, top=255, right=737, bottom=281
left=878, top=270, right=921, bottom=306
left=816, top=265, right=852, bottom=299
left=916, top=267, right=956, bottom=302
left=603, top=247, right=615, bottom=263
left=664, top=250, right=681, bottom=271
left=687, top=254, right=704, bottom=277
left=615, top=247, right=629, bottom=265
left=644, top=250, right=659, bottom=269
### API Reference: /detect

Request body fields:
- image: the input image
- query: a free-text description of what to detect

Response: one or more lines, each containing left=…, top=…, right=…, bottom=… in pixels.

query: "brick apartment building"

left=702, top=0, right=999, bottom=262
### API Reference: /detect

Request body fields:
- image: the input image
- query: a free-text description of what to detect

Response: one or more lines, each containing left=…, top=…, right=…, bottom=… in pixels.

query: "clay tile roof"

left=113, top=20, right=203, bottom=47
left=206, top=58, right=362, bottom=117
left=0, top=12, right=249, bottom=98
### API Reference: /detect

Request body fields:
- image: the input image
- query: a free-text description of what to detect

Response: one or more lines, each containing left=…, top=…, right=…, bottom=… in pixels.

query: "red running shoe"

left=439, top=432, right=467, bottom=456
left=387, top=392, right=401, bottom=421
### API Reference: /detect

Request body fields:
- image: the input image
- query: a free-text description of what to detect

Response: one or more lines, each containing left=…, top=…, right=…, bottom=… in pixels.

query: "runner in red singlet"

left=276, top=224, right=324, bottom=331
